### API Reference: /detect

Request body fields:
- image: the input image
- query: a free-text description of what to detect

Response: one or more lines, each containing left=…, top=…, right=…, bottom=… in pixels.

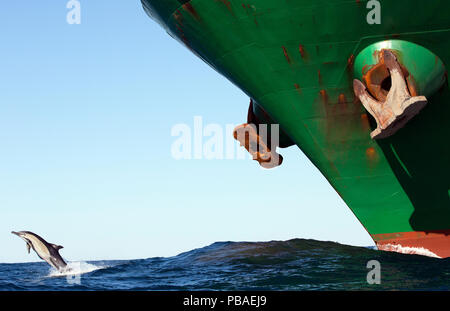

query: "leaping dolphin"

left=12, top=231, right=68, bottom=272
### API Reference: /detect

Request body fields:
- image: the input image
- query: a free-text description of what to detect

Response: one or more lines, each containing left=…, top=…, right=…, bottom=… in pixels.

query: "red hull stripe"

left=372, top=230, right=450, bottom=258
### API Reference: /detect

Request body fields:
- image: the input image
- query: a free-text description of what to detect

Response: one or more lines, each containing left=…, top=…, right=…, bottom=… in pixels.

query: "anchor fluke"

left=233, top=123, right=283, bottom=169
left=354, top=49, right=428, bottom=139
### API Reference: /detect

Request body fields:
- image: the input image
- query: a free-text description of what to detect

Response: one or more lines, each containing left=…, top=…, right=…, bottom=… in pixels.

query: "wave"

left=2, top=239, right=449, bottom=290
left=48, top=261, right=107, bottom=278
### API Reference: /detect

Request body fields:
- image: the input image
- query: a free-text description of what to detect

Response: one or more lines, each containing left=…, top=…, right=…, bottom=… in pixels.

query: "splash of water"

left=48, top=261, right=106, bottom=277
left=378, top=243, right=441, bottom=258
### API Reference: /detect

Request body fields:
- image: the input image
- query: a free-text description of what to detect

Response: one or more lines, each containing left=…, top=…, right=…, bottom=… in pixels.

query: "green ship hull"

left=142, top=0, right=450, bottom=257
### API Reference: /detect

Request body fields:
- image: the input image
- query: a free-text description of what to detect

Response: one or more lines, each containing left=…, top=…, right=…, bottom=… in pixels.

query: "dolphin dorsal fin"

left=50, top=243, right=64, bottom=251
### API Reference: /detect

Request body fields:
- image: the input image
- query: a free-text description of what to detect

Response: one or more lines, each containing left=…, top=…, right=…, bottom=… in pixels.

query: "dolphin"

left=12, top=231, right=68, bottom=272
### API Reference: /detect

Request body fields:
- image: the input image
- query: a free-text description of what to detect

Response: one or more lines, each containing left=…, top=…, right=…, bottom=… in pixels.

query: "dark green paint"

left=142, top=0, right=450, bottom=238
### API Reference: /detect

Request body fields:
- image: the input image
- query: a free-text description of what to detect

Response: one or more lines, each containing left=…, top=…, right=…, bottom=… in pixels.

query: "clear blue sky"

left=0, top=1, right=374, bottom=263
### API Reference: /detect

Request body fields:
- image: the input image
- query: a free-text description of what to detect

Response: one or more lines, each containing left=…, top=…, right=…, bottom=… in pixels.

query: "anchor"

left=233, top=123, right=283, bottom=169
left=353, top=49, right=428, bottom=139
left=233, top=100, right=283, bottom=169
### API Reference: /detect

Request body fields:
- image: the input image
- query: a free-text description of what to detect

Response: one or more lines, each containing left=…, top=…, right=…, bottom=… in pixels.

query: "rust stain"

left=406, top=75, right=418, bottom=97
left=319, top=90, right=331, bottom=126
left=318, top=70, right=323, bottom=85
left=319, top=89, right=329, bottom=106
left=363, top=64, right=390, bottom=101
left=362, top=49, right=414, bottom=101
left=362, top=64, right=374, bottom=76
left=173, top=9, right=189, bottom=48
left=366, top=147, right=376, bottom=158
left=389, top=33, right=401, bottom=39
left=242, top=4, right=253, bottom=15
left=216, top=0, right=234, bottom=15
left=345, top=55, right=356, bottom=98
left=242, top=3, right=248, bottom=14
left=282, top=46, right=291, bottom=64
left=174, top=9, right=184, bottom=26
left=360, top=113, right=371, bottom=129
left=294, top=83, right=302, bottom=94
left=174, top=22, right=190, bottom=48
left=182, top=3, right=200, bottom=21
left=347, top=54, right=355, bottom=71
left=299, top=44, right=308, bottom=60
left=338, top=94, right=346, bottom=105
left=334, top=94, right=348, bottom=114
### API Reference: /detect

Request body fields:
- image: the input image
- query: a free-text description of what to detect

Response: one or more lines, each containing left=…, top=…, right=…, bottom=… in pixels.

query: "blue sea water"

left=1, top=239, right=449, bottom=291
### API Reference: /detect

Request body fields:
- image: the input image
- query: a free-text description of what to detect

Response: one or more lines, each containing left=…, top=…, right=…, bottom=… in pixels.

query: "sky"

left=0, top=1, right=374, bottom=263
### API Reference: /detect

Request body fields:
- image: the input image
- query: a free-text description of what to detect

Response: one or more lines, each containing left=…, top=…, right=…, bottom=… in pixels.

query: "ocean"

left=1, top=239, right=449, bottom=291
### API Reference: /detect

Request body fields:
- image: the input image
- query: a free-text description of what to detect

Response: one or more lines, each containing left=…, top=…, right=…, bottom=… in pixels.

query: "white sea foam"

left=378, top=243, right=441, bottom=258
left=48, top=261, right=106, bottom=277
